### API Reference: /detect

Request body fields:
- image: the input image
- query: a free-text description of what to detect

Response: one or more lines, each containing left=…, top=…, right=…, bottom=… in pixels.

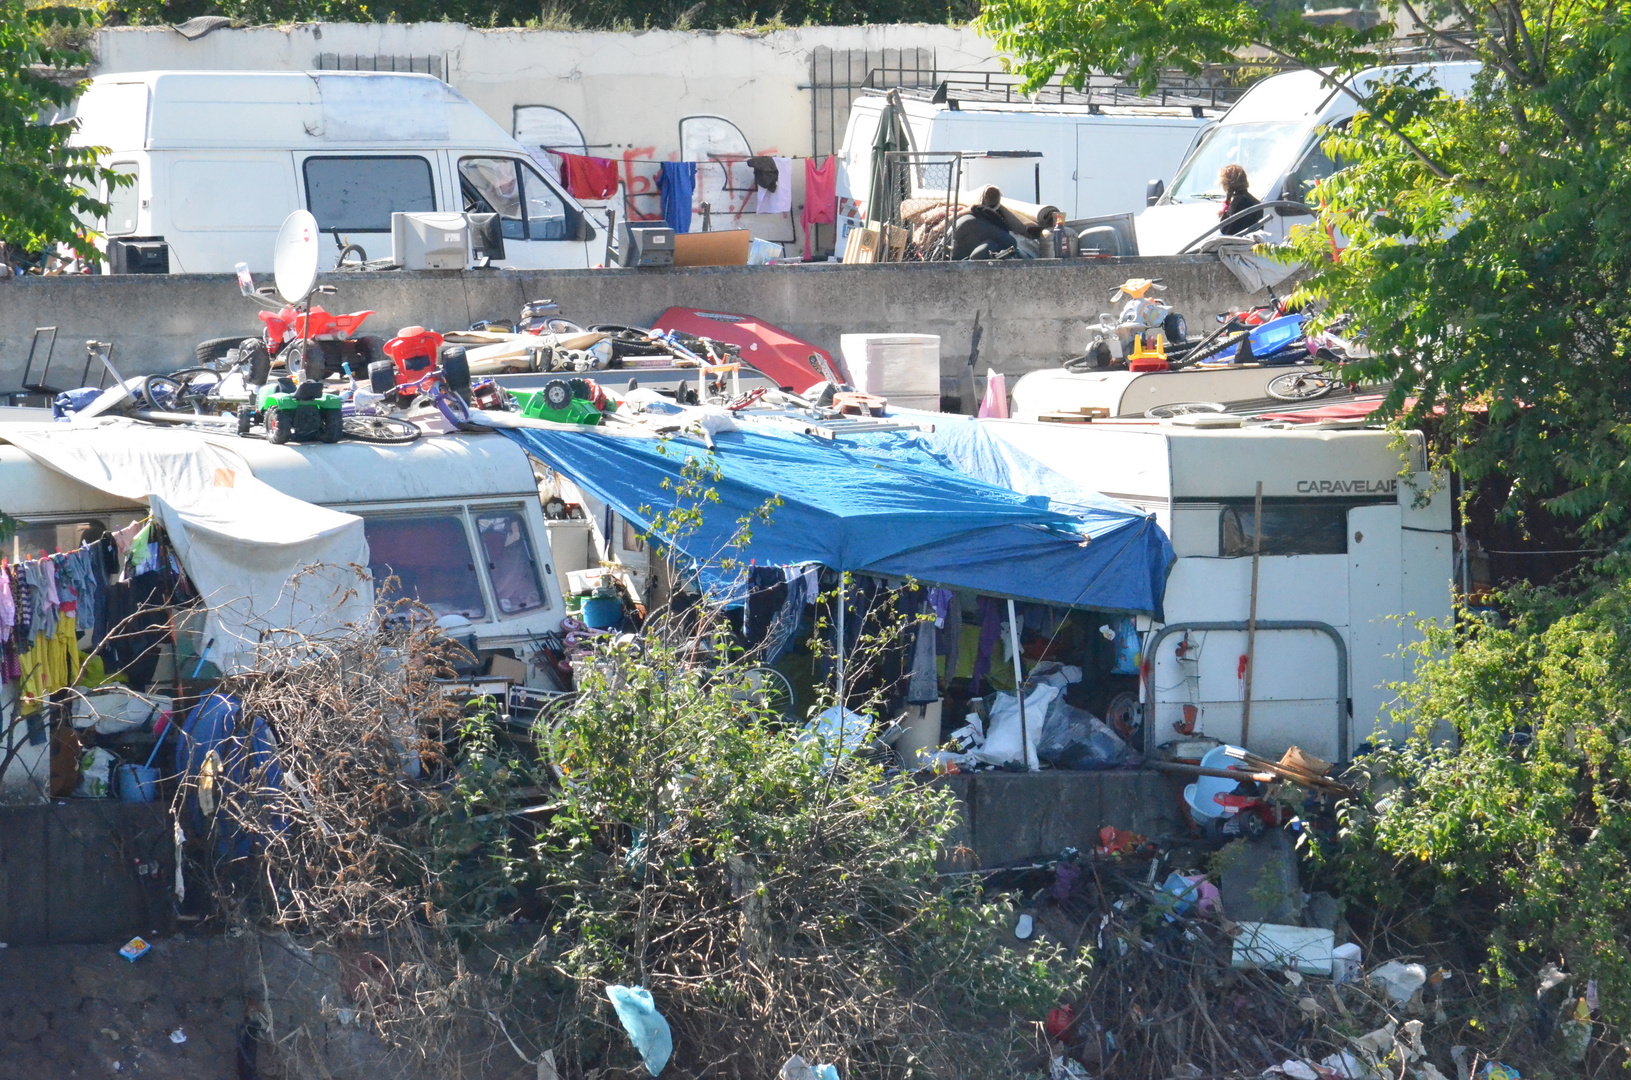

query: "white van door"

left=456, top=154, right=593, bottom=270
left=296, top=151, right=444, bottom=270
left=163, top=152, right=301, bottom=273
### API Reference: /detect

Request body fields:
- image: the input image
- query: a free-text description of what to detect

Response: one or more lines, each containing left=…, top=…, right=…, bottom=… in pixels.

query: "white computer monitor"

left=390, top=212, right=470, bottom=271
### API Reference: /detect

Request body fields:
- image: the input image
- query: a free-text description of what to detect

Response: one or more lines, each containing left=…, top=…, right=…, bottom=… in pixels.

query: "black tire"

left=237, top=410, right=254, bottom=437
left=439, top=346, right=471, bottom=396
left=343, top=414, right=420, bottom=444
left=268, top=408, right=292, bottom=445
left=141, top=374, right=184, bottom=412
left=1144, top=401, right=1227, bottom=419
left=355, top=335, right=385, bottom=375
left=1163, top=312, right=1189, bottom=346
left=542, top=379, right=573, bottom=410
left=242, top=339, right=271, bottom=386
left=368, top=359, right=397, bottom=395
left=195, top=334, right=249, bottom=367
left=1266, top=369, right=1337, bottom=402
left=321, top=408, right=343, bottom=443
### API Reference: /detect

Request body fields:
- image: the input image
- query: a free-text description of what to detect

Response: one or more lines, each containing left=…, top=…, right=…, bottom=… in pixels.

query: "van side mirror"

left=1145, top=179, right=1165, bottom=207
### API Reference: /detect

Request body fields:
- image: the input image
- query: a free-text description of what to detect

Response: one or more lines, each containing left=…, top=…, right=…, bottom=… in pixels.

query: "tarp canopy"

left=1, top=423, right=372, bottom=672
left=502, top=423, right=1173, bottom=615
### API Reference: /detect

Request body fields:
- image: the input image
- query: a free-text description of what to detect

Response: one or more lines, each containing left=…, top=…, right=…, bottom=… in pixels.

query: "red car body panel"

left=649, top=307, right=842, bottom=391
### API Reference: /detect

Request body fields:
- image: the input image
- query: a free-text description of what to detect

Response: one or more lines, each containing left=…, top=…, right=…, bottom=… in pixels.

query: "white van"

left=834, top=79, right=1219, bottom=248
left=69, top=70, right=598, bottom=275
left=1132, top=62, right=1480, bottom=255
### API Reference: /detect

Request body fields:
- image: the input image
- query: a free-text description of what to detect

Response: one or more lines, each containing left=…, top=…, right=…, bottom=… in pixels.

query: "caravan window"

left=304, top=155, right=435, bottom=232
left=1219, top=502, right=1351, bottom=556
left=363, top=512, right=486, bottom=620
left=473, top=508, right=547, bottom=616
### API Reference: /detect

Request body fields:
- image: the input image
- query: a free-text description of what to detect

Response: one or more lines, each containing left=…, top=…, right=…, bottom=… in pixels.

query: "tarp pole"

left=836, top=574, right=847, bottom=708
left=1007, top=598, right=1036, bottom=771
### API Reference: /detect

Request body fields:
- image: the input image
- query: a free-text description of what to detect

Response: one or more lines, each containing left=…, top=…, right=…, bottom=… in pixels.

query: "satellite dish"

left=272, top=209, right=320, bottom=304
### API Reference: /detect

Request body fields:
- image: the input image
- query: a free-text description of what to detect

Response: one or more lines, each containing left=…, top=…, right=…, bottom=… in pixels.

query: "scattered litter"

left=1015, top=913, right=1035, bottom=940
left=1558, top=997, right=1592, bottom=1062
left=1265, top=1060, right=1318, bottom=1079
left=1157, top=871, right=1220, bottom=917
left=1351, top=1022, right=1398, bottom=1060
left=1231, top=922, right=1336, bottom=975
left=169, top=1028, right=187, bottom=1044
left=605, top=984, right=673, bottom=1077
left=1536, top=963, right=1567, bottom=994
left=1481, top=1063, right=1520, bottom=1080
left=1045, top=1004, right=1076, bottom=1039
left=1370, top=960, right=1428, bottom=1004
left=1051, top=1055, right=1091, bottom=1080
left=538, top=1049, right=561, bottom=1080
left=1320, top=1049, right=1375, bottom=1080
left=781, top=1055, right=839, bottom=1080
left=1419, top=1064, right=1452, bottom=1080
left=1332, top=942, right=1364, bottom=984
left=118, top=937, right=151, bottom=962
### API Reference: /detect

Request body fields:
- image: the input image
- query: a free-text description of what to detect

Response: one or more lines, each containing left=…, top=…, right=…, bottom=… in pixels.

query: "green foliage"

left=0, top=0, right=125, bottom=265
left=433, top=630, right=1079, bottom=1078
left=1351, top=563, right=1631, bottom=1042
left=1284, top=2, right=1631, bottom=543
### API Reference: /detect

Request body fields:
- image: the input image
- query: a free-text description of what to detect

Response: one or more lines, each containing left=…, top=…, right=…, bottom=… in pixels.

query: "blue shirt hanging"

left=657, top=161, right=696, bottom=235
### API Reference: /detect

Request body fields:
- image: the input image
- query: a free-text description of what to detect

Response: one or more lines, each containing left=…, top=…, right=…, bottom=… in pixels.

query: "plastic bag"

left=1036, top=699, right=1130, bottom=770
left=605, top=985, right=673, bottom=1077
left=74, top=747, right=118, bottom=799
left=973, top=683, right=1060, bottom=768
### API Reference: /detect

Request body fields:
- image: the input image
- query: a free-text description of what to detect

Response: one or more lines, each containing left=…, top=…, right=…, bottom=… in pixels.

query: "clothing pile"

left=1, top=519, right=193, bottom=724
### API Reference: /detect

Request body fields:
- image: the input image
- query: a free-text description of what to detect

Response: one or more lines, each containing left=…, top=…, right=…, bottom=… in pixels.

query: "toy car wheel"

left=1163, top=312, right=1188, bottom=346
left=241, top=339, right=272, bottom=386
left=368, top=359, right=397, bottom=395
left=321, top=407, right=343, bottom=443
left=342, top=415, right=420, bottom=444
left=542, top=379, right=573, bottom=411
left=267, top=408, right=292, bottom=444
left=236, top=410, right=254, bottom=438
left=439, top=346, right=471, bottom=396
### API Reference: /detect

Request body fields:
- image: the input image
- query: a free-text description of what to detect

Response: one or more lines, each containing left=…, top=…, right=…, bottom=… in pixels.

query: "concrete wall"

left=0, top=256, right=1260, bottom=394
left=90, top=23, right=1000, bottom=246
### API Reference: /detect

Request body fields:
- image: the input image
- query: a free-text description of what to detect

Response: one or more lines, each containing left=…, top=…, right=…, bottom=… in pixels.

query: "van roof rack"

left=866, top=72, right=1245, bottom=113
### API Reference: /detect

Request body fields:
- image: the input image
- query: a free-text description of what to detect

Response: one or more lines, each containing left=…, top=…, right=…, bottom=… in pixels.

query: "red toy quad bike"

left=368, top=326, right=475, bottom=429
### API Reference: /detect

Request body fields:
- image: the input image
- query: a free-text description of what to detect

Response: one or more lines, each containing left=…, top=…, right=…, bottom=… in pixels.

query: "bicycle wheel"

left=141, top=374, right=185, bottom=412
left=1266, top=369, right=1337, bottom=402
left=1145, top=401, right=1227, bottom=419
left=342, top=414, right=421, bottom=444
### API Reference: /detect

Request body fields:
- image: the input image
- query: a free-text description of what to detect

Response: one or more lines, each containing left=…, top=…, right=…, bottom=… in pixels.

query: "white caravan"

left=834, top=79, right=1219, bottom=248
left=1132, top=62, right=1481, bottom=256
left=981, top=416, right=1453, bottom=764
left=69, top=70, right=598, bottom=274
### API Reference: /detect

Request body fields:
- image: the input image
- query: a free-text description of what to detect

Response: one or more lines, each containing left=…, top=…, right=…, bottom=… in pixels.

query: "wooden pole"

left=1241, top=480, right=1264, bottom=747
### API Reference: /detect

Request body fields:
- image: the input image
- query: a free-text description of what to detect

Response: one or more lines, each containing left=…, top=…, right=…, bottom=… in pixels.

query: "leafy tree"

left=979, top=0, right=1631, bottom=547
left=0, top=0, right=127, bottom=267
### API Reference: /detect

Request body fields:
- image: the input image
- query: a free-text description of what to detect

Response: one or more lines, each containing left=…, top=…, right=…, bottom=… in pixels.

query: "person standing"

left=1218, top=163, right=1264, bottom=236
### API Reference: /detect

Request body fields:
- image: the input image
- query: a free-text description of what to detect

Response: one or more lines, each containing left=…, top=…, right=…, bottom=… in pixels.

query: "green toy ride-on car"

left=257, top=380, right=343, bottom=444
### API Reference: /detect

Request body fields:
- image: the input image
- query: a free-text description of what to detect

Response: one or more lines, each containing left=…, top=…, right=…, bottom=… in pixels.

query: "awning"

left=501, top=424, right=1173, bottom=615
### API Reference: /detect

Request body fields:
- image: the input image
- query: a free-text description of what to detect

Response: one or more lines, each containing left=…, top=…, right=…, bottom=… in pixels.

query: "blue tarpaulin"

left=501, top=423, right=1173, bottom=614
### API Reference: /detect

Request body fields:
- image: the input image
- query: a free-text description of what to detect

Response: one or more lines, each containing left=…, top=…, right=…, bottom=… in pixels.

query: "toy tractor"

left=511, top=378, right=616, bottom=426
left=261, top=378, right=343, bottom=444
left=1077, top=278, right=1190, bottom=371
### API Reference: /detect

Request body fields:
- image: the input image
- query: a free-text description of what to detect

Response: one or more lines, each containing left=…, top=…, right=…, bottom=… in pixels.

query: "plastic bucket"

left=581, top=595, right=624, bottom=630
left=114, top=763, right=160, bottom=803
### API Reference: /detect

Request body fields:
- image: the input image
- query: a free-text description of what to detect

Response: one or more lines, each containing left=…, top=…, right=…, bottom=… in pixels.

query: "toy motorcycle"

left=1072, top=278, right=1189, bottom=371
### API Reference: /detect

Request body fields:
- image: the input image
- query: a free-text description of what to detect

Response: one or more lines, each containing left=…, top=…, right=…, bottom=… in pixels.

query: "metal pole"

left=835, top=574, right=847, bottom=708
left=1006, top=598, right=1035, bottom=770
left=1241, top=481, right=1264, bottom=747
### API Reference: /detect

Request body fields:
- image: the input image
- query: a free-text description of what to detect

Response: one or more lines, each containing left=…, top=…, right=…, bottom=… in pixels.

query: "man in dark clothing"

left=1218, top=163, right=1264, bottom=236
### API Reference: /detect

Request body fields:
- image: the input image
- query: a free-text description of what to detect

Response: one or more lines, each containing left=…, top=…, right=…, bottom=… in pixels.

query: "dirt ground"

left=0, top=934, right=248, bottom=1079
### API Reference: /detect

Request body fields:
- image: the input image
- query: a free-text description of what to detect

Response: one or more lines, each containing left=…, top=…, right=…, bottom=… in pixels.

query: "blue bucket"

left=114, top=763, right=160, bottom=803
left=581, top=595, right=624, bottom=630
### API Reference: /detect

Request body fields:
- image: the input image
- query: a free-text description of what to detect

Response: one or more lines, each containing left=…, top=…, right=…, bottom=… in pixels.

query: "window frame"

left=301, top=153, right=437, bottom=233
left=359, top=507, right=490, bottom=622
left=457, top=154, right=577, bottom=243
left=470, top=502, right=551, bottom=620
left=1217, top=499, right=1366, bottom=558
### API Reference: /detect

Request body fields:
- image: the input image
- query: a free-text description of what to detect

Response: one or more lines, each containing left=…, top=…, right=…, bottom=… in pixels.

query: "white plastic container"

left=1231, top=922, right=1336, bottom=975
left=839, top=334, right=941, bottom=403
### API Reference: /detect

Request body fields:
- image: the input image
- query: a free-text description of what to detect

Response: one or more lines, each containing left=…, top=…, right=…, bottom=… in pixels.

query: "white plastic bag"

left=973, top=683, right=1059, bottom=769
left=606, top=985, right=673, bottom=1077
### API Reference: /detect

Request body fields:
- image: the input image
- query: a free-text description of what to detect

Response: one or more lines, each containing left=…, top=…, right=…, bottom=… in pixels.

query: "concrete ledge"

left=0, top=257, right=1262, bottom=391
left=937, top=769, right=1183, bottom=869
left=0, top=801, right=175, bottom=945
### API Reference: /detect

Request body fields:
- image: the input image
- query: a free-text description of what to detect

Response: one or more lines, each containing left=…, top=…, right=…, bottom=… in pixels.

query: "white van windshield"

left=1166, top=121, right=1310, bottom=203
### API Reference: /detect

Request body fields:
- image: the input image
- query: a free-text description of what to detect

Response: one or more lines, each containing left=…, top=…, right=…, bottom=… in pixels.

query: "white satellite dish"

left=272, top=209, right=320, bottom=304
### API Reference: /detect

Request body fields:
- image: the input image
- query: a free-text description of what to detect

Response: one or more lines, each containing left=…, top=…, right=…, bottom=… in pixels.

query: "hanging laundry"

left=746, top=156, right=779, bottom=193
left=906, top=597, right=940, bottom=705
left=20, top=612, right=81, bottom=713
left=754, top=156, right=793, bottom=215
left=802, top=156, right=838, bottom=257
left=657, top=161, right=696, bottom=234
left=557, top=152, right=621, bottom=201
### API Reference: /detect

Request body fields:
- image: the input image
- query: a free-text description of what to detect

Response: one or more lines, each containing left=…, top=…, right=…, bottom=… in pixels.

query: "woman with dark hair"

left=1217, top=163, right=1263, bottom=236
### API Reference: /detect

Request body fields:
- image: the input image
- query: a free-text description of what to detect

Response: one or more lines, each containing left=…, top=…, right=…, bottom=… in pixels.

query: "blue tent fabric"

left=501, top=425, right=1173, bottom=615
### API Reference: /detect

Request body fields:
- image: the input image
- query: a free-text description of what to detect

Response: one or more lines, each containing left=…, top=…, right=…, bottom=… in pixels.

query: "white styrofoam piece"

left=1231, top=922, right=1335, bottom=975
left=839, top=334, right=940, bottom=400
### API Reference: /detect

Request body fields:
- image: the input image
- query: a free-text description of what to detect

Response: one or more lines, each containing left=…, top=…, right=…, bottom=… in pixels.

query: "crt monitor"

left=391, top=212, right=470, bottom=271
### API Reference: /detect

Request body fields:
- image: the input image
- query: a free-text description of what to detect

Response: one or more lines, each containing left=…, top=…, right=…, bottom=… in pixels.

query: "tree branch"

left=1252, top=43, right=1454, bottom=180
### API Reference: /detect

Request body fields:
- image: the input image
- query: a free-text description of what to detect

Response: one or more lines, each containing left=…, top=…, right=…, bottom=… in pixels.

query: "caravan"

left=68, top=70, right=599, bottom=275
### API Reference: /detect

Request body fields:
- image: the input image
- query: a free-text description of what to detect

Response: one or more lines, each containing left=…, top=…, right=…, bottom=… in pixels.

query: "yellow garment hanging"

left=20, top=614, right=82, bottom=713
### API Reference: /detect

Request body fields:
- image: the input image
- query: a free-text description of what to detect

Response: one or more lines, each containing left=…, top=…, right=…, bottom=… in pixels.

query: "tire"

left=1144, top=401, right=1227, bottom=419
left=1266, top=369, right=1337, bottom=402
left=542, top=379, right=573, bottom=411
left=439, top=346, right=471, bottom=396
left=343, top=414, right=421, bottom=444
left=242, top=339, right=271, bottom=386
left=368, top=359, right=397, bottom=395
left=195, top=334, right=248, bottom=367
left=320, top=408, right=343, bottom=443
left=1162, top=312, right=1189, bottom=346
left=267, top=408, right=292, bottom=445
left=355, top=335, right=385, bottom=375
left=433, top=391, right=472, bottom=429
left=237, top=410, right=253, bottom=438
left=141, top=374, right=183, bottom=412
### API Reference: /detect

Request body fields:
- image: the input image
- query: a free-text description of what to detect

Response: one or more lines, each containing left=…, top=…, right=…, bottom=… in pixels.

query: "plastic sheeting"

left=500, top=424, right=1173, bottom=614
left=2, top=423, right=372, bottom=672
